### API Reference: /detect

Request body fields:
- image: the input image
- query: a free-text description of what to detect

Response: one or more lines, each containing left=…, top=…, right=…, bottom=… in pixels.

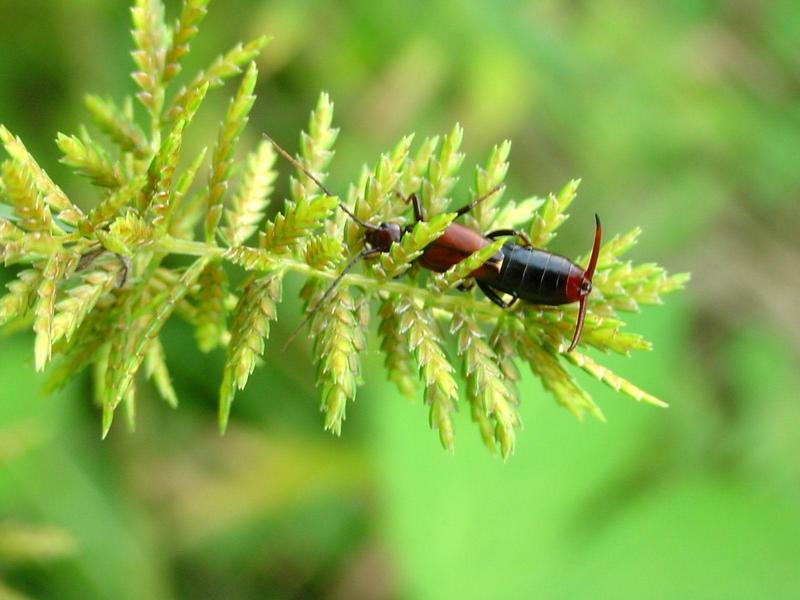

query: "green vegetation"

left=0, top=0, right=685, bottom=457
left=0, top=0, right=797, bottom=598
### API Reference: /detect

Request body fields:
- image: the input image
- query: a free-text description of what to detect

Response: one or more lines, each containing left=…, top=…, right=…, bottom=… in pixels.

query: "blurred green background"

left=1, top=0, right=799, bottom=598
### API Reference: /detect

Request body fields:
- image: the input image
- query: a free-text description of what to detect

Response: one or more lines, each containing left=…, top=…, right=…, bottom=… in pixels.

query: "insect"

left=266, top=135, right=602, bottom=352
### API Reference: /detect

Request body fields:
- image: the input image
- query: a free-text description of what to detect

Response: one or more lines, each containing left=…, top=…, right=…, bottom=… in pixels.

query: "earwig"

left=265, top=134, right=601, bottom=352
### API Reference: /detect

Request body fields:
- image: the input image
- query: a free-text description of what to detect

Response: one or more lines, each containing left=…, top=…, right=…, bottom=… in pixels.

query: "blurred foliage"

left=0, top=0, right=798, bottom=599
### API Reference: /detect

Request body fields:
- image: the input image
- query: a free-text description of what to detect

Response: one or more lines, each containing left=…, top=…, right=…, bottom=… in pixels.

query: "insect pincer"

left=566, top=214, right=602, bottom=352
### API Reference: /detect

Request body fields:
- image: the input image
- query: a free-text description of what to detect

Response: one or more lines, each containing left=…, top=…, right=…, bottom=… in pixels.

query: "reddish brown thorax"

left=417, top=223, right=500, bottom=276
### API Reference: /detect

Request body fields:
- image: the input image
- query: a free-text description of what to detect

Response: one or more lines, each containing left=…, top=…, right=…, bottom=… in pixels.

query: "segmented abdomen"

left=482, top=243, right=580, bottom=305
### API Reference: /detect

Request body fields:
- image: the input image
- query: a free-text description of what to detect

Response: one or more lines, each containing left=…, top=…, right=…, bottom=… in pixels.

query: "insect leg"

left=409, top=193, right=425, bottom=222
left=282, top=247, right=380, bottom=351
left=477, top=280, right=514, bottom=308
left=457, top=279, right=476, bottom=292
left=395, top=191, right=426, bottom=222
left=116, top=255, right=132, bottom=288
left=76, top=246, right=106, bottom=272
left=78, top=246, right=131, bottom=288
left=486, top=228, right=532, bottom=247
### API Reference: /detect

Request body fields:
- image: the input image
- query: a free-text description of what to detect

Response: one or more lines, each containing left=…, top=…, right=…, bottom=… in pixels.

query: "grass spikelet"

left=593, top=262, right=690, bottom=314
left=106, top=257, right=208, bottom=430
left=150, top=267, right=200, bottom=326
left=452, top=313, right=520, bottom=458
left=1, top=232, right=59, bottom=265
left=123, top=383, right=137, bottom=432
left=205, top=62, right=258, bottom=242
left=163, top=0, right=210, bottom=83
left=491, top=196, right=545, bottom=231
left=591, top=227, right=643, bottom=270
left=223, top=246, right=275, bottom=271
left=570, top=225, right=690, bottom=316
left=145, top=81, right=210, bottom=230
left=291, top=93, right=338, bottom=202
left=194, top=261, right=228, bottom=352
left=0, top=218, right=17, bottom=241
left=261, top=194, right=338, bottom=254
left=56, top=130, right=125, bottom=189
left=130, top=0, right=167, bottom=123
left=51, top=259, right=121, bottom=345
left=92, top=342, right=111, bottom=408
left=308, top=283, right=365, bottom=435
left=219, top=274, right=281, bottom=430
left=0, top=268, right=42, bottom=326
left=104, top=307, right=137, bottom=435
left=526, top=307, right=650, bottom=355
left=529, top=179, right=580, bottom=247
left=103, top=290, right=137, bottom=422
left=345, top=134, right=413, bottom=247
left=378, top=296, right=417, bottom=399
left=564, top=350, right=668, bottom=408
left=396, top=296, right=459, bottom=450
left=145, top=120, right=187, bottom=230
left=490, top=316, right=522, bottom=406
left=421, top=123, right=464, bottom=216
left=466, top=140, right=511, bottom=232
left=165, top=36, right=270, bottom=124
left=398, top=135, right=439, bottom=199
left=84, top=95, right=149, bottom=158
left=1, top=160, right=54, bottom=233
left=44, top=305, right=114, bottom=393
left=88, top=175, right=146, bottom=229
left=34, top=252, right=78, bottom=371
left=0, top=126, right=78, bottom=222
left=145, top=338, right=178, bottom=407
left=1, top=241, right=22, bottom=266
left=516, top=328, right=603, bottom=421
left=303, top=235, right=344, bottom=271
left=96, top=213, right=153, bottom=256
left=224, top=139, right=277, bottom=247
left=168, top=146, right=208, bottom=238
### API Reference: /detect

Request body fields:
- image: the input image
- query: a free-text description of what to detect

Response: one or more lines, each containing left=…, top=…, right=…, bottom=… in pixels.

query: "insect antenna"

left=263, top=134, right=378, bottom=231
left=567, top=214, right=602, bottom=352
left=454, top=183, right=506, bottom=217
left=281, top=247, right=378, bottom=351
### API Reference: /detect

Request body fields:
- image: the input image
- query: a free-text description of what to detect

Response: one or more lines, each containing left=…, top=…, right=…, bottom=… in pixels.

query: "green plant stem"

left=158, top=236, right=506, bottom=322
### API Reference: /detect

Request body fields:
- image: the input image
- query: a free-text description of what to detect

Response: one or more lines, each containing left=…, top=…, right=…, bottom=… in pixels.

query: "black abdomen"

left=481, top=243, right=576, bottom=305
